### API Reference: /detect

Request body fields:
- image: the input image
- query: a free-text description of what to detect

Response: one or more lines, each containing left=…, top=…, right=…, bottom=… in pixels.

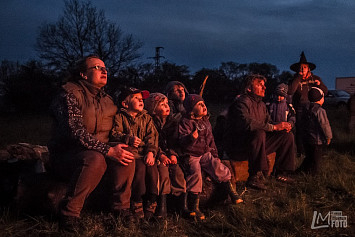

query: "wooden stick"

left=199, top=75, right=209, bottom=97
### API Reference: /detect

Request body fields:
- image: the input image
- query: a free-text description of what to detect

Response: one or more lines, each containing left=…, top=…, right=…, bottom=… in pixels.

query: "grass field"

left=0, top=106, right=354, bottom=236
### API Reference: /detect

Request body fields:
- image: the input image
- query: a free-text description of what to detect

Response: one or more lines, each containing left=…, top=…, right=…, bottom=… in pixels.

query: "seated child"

left=299, top=87, right=332, bottom=175
left=111, top=87, right=159, bottom=221
left=145, top=93, right=194, bottom=218
left=268, top=83, right=296, bottom=130
left=179, top=94, right=243, bottom=220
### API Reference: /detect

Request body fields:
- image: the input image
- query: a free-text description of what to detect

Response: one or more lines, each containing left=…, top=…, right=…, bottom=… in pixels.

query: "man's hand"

left=145, top=152, right=155, bottom=166
left=129, top=136, right=142, bottom=148
left=273, top=122, right=292, bottom=132
left=107, top=144, right=134, bottom=166
left=170, top=155, right=178, bottom=165
left=160, top=154, right=171, bottom=166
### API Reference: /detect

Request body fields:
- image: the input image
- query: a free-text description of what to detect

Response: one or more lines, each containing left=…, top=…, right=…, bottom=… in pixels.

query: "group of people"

left=48, top=52, right=332, bottom=232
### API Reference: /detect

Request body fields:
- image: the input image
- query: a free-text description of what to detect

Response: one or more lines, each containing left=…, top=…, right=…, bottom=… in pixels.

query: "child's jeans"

left=185, top=152, right=231, bottom=193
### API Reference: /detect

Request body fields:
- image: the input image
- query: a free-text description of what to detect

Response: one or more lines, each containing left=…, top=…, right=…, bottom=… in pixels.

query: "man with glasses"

left=49, top=55, right=135, bottom=232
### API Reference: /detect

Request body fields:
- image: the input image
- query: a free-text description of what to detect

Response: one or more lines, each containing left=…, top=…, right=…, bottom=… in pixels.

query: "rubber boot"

left=225, top=180, right=243, bottom=204
left=188, top=192, right=205, bottom=220
left=206, top=182, right=229, bottom=207
left=179, top=193, right=195, bottom=217
left=155, top=195, right=167, bottom=219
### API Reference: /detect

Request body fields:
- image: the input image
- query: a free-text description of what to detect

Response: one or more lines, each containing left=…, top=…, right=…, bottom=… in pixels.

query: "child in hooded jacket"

left=268, top=83, right=296, bottom=129
left=299, top=87, right=332, bottom=175
left=178, top=94, right=243, bottom=220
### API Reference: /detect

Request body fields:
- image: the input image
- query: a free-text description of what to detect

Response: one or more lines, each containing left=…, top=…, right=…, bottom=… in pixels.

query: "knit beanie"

left=275, top=83, right=288, bottom=97
left=144, top=93, right=167, bottom=115
left=183, top=94, right=204, bottom=114
left=308, top=87, right=324, bottom=102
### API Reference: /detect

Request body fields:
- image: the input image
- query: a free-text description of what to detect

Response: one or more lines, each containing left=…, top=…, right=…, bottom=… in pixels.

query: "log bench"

left=222, top=152, right=276, bottom=182
left=0, top=143, right=276, bottom=216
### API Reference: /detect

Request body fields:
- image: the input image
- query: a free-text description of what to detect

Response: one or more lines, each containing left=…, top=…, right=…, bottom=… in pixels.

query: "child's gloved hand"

left=170, top=155, right=177, bottom=165
left=130, top=136, right=142, bottom=148
left=145, top=152, right=155, bottom=166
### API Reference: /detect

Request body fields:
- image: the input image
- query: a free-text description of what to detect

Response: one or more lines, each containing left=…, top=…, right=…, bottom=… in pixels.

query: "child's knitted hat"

left=275, top=83, right=288, bottom=97
left=144, top=93, right=167, bottom=115
left=183, top=94, right=204, bottom=114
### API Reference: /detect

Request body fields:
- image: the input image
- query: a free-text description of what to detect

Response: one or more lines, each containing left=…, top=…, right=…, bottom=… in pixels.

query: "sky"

left=1, top=0, right=355, bottom=88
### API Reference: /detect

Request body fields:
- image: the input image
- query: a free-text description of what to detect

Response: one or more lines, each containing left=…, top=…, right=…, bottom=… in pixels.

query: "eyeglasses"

left=87, top=65, right=108, bottom=72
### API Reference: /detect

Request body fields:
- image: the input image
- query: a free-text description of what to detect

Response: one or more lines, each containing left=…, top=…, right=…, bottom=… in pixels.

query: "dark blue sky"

left=1, top=0, right=355, bottom=88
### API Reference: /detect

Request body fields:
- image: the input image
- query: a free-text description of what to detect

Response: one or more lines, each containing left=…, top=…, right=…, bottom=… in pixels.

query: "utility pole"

left=148, top=47, right=165, bottom=73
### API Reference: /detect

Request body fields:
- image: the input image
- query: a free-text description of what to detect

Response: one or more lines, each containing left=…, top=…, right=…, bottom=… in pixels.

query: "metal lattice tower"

left=148, top=47, right=165, bottom=72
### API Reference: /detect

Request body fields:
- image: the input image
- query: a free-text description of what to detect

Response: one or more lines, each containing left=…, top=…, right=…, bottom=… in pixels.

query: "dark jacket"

left=301, top=103, right=332, bottom=145
left=110, top=109, right=158, bottom=159
left=152, top=113, right=181, bottom=158
left=268, top=99, right=296, bottom=128
left=288, top=74, right=328, bottom=111
left=179, top=116, right=218, bottom=158
left=168, top=99, right=186, bottom=117
left=223, top=92, right=273, bottom=158
left=165, top=81, right=188, bottom=116
left=49, top=80, right=117, bottom=156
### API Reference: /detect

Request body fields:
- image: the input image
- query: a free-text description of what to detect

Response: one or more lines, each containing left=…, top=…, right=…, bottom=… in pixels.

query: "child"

left=299, top=87, right=332, bottom=175
left=179, top=94, right=243, bottom=220
left=165, top=81, right=189, bottom=116
left=145, top=93, right=194, bottom=218
left=110, top=87, right=159, bottom=221
left=268, top=83, right=296, bottom=130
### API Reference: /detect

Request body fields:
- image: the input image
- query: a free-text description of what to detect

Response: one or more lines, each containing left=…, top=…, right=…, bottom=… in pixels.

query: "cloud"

left=1, top=0, right=355, bottom=87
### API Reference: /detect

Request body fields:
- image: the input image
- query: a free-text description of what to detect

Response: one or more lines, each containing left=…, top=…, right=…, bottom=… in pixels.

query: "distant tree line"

left=0, top=0, right=293, bottom=113
left=0, top=59, right=292, bottom=113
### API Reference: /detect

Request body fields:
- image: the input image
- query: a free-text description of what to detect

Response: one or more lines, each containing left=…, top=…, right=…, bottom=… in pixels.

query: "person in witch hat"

left=288, top=51, right=328, bottom=156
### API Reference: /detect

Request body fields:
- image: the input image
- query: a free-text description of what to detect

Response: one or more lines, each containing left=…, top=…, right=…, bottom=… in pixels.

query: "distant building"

left=336, top=77, right=355, bottom=95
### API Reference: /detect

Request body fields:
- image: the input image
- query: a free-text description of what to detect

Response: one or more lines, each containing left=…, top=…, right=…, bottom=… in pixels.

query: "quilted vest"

left=62, top=80, right=117, bottom=143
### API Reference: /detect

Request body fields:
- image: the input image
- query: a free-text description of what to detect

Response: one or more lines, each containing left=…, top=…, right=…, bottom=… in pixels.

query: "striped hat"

left=275, top=83, right=288, bottom=97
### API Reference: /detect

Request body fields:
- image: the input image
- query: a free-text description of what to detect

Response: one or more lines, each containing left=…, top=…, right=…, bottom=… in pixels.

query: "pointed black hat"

left=290, top=51, right=316, bottom=72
